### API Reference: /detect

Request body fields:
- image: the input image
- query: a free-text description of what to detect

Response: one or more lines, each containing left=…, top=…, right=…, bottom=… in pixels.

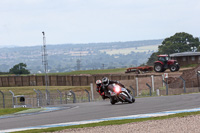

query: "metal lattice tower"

left=42, top=31, right=49, bottom=105
left=77, top=59, right=81, bottom=70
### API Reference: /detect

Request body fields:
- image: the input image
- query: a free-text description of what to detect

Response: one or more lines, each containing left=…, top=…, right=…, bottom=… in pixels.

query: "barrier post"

left=9, top=90, right=15, bottom=108
left=179, top=76, right=186, bottom=93
left=37, top=90, right=43, bottom=106
left=70, top=90, right=76, bottom=103
left=156, top=89, right=160, bottom=96
left=162, top=80, right=168, bottom=95
left=46, top=89, right=50, bottom=105
left=57, top=89, right=62, bottom=104
left=136, top=77, right=139, bottom=97
left=84, top=89, right=90, bottom=102
left=146, top=83, right=152, bottom=96
left=33, top=89, right=40, bottom=107
left=129, top=86, right=135, bottom=97
left=0, top=90, right=5, bottom=108
left=151, top=75, right=155, bottom=92
left=197, top=71, right=200, bottom=92
left=90, top=83, right=94, bottom=101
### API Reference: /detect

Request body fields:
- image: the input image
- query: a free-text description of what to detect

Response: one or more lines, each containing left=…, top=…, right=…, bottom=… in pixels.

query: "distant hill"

left=0, top=39, right=163, bottom=73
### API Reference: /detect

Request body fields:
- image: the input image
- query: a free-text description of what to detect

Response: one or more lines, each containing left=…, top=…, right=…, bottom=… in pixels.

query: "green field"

left=100, top=45, right=159, bottom=55
left=0, top=68, right=126, bottom=77
left=43, top=68, right=126, bottom=76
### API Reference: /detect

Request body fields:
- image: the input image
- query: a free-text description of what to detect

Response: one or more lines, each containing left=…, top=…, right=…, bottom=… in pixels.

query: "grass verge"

left=0, top=108, right=29, bottom=116
left=14, top=111, right=200, bottom=133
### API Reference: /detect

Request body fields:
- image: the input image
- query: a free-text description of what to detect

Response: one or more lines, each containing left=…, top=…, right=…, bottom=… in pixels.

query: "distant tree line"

left=0, top=72, right=10, bottom=75
left=0, top=39, right=161, bottom=73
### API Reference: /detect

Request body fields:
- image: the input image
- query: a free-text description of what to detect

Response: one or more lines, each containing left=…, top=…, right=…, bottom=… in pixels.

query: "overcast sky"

left=0, top=0, right=200, bottom=47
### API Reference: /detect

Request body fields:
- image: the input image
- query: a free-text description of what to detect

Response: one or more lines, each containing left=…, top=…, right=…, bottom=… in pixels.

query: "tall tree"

left=9, top=63, right=30, bottom=75
left=159, top=32, right=200, bottom=54
left=147, top=32, right=200, bottom=65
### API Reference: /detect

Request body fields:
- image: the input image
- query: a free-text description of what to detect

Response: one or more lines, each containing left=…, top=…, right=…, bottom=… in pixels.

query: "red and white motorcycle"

left=107, top=83, right=135, bottom=105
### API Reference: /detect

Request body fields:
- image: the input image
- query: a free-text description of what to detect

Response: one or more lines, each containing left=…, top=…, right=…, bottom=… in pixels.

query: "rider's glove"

left=100, top=92, right=105, bottom=96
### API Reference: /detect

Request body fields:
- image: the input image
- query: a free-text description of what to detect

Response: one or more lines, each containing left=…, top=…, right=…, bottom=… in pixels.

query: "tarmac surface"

left=1, top=93, right=200, bottom=131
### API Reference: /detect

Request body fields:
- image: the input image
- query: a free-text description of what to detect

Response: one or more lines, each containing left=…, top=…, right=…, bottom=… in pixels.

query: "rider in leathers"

left=101, top=77, right=131, bottom=95
left=95, top=80, right=109, bottom=99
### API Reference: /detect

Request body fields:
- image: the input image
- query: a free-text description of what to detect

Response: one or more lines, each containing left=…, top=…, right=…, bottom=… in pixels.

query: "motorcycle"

left=107, top=83, right=135, bottom=105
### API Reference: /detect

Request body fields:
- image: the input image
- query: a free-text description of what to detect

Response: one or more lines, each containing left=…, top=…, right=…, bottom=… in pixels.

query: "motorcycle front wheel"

left=110, top=97, right=116, bottom=105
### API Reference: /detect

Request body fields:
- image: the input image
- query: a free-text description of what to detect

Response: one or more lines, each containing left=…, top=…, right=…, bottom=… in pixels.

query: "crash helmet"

left=96, top=80, right=102, bottom=87
left=102, top=77, right=109, bottom=86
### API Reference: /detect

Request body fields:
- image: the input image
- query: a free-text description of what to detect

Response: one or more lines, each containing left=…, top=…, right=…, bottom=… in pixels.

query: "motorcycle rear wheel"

left=119, top=93, right=133, bottom=103
left=132, top=98, right=135, bottom=103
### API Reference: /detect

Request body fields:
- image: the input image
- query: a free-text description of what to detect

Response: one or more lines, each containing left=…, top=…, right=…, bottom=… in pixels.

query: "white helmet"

left=96, top=80, right=102, bottom=85
left=102, top=77, right=109, bottom=86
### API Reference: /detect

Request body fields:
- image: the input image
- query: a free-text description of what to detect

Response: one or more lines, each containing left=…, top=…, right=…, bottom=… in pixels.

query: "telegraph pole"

left=42, top=31, right=49, bottom=105
left=102, top=64, right=104, bottom=69
left=76, top=52, right=81, bottom=70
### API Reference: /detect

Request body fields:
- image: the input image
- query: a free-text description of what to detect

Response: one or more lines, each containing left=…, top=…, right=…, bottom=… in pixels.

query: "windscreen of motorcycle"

left=107, top=84, right=121, bottom=93
left=107, top=84, right=115, bottom=92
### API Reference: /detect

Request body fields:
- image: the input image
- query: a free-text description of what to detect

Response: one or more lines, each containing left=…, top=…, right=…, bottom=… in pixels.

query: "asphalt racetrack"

left=1, top=93, right=200, bottom=130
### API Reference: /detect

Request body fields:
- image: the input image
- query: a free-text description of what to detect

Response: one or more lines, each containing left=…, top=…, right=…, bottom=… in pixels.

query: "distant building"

left=170, top=52, right=200, bottom=66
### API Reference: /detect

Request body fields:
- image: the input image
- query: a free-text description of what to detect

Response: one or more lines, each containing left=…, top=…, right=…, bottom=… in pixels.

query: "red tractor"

left=154, top=55, right=180, bottom=72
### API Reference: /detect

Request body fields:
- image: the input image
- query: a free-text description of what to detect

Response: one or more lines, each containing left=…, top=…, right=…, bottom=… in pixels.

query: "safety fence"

left=131, top=76, right=200, bottom=97
left=0, top=89, right=91, bottom=108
